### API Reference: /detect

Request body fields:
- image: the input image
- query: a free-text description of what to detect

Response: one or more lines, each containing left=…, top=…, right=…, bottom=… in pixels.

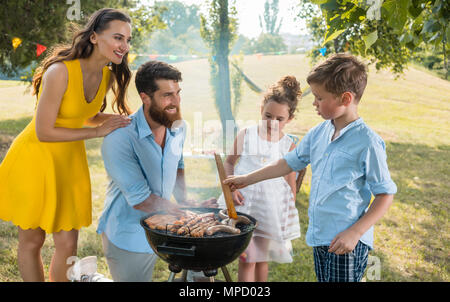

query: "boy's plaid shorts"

left=313, top=240, right=369, bottom=282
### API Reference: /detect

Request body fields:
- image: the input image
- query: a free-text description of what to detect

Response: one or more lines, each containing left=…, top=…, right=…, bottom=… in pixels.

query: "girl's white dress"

left=218, top=125, right=301, bottom=263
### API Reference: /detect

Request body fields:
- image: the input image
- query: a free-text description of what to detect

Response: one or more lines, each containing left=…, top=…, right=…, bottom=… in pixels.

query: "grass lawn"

left=0, top=54, right=449, bottom=282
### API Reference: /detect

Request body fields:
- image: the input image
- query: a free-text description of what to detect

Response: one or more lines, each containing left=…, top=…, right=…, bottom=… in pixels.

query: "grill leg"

left=168, top=264, right=181, bottom=282
left=221, top=266, right=233, bottom=282
left=168, top=272, right=176, bottom=282
left=181, top=270, right=188, bottom=282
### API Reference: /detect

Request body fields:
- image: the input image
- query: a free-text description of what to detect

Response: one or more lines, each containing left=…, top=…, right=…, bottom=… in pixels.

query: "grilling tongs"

left=214, top=153, right=238, bottom=220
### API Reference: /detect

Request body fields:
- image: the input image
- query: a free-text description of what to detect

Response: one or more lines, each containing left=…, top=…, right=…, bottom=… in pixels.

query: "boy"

left=224, top=53, right=397, bottom=282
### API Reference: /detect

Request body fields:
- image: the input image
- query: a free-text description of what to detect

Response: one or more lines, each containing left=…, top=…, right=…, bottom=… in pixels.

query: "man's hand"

left=199, top=197, right=218, bottom=208
left=328, top=228, right=361, bottom=255
left=134, top=194, right=183, bottom=215
left=178, top=197, right=218, bottom=208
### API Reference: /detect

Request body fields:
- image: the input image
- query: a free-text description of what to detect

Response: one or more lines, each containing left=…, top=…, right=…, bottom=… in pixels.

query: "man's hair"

left=307, top=53, right=367, bottom=102
left=135, top=61, right=182, bottom=97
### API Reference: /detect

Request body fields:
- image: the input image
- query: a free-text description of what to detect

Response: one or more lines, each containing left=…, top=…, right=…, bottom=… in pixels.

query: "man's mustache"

left=164, top=105, right=179, bottom=111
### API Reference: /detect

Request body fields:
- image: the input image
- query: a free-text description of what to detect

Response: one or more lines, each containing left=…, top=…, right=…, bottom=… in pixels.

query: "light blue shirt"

left=284, top=118, right=397, bottom=249
left=97, top=106, right=185, bottom=253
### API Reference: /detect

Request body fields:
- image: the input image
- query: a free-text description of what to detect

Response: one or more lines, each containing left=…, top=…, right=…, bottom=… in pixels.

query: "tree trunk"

left=443, top=28, right=448, bottom=80
left=216, top=0, right=235, bottom=149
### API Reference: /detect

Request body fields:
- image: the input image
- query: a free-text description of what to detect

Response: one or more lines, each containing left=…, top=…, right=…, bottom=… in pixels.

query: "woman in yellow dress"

left=0, top=8, right=133, bottom=281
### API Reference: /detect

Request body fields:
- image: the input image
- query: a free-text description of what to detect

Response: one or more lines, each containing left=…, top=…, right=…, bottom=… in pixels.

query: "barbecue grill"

left=140, top=207, right=257, bottom=281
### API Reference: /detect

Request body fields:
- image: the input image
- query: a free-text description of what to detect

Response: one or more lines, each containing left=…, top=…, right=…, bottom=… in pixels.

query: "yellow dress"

left=0, top=59, right=110, bottom=233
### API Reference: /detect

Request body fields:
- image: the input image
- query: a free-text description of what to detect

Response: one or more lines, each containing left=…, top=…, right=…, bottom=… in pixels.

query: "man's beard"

left=148, top=100, right=182, bottom=129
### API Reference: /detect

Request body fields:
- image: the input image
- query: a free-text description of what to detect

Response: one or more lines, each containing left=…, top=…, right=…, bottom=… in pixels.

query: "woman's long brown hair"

left=32, top=8, right=132, bottom=115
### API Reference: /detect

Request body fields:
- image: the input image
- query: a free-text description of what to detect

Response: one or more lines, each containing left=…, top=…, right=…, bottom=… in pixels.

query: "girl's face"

left=260, top=100, right=292, bottom=136
left=91, top=20, right=132, bottom=65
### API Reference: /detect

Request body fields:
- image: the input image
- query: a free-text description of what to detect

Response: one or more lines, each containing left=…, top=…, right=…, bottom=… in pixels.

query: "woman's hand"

left=95, top=115, right=131, bottom=137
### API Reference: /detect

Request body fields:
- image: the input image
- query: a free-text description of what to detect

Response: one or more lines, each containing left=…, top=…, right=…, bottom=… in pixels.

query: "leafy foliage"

left=246, top=33, right=288, bottom=54
left=298, top=0, right=449, bottom=78
left=155, top=0, right=201, bottom=38
left=144, top=1, right=208, bottom=58
left=0, top=0, right=165, bottom=78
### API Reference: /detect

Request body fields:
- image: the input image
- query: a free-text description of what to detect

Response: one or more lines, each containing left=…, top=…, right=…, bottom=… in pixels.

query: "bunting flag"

left=128, top=53, right=137, bottom=64
left=36, top=43, right=47, bottom=57
left=12, top=37, right=22, bottom=50
left=7, top=33, right=294, bottom=66
left=319, top=47, right=327, bottom=56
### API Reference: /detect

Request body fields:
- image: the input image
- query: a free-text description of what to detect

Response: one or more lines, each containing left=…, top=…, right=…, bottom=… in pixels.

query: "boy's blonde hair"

left=307, top=53, right=367, bottom=102
left=263, top=75, right=302, bottom=119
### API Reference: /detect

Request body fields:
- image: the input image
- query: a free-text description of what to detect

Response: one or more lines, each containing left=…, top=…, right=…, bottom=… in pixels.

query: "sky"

left=144, top=0, right=307, bottom=38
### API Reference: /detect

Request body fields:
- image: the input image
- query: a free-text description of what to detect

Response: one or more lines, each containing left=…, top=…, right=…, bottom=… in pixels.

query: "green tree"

left=0, top=0, right=164, bottom=78
left=259, top=0, right=283, bottom=35
left=155, top=0, right=201, bottom=37
left=145, top=1, right=208, bottom=58
left=251, top=33, right=287, bottom=54
left=298, top=0, right=449, bottom=78
left=200, top=0, right=239, bottom=145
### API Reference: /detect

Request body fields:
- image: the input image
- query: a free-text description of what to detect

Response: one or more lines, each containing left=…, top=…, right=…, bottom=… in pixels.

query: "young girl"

left=0, top=8, right=132, bottom=281
left=218, top=76, right=302, bottom=282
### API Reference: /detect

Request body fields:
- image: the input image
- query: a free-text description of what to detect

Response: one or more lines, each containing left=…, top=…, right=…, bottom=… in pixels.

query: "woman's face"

left=91, top=20, right=132, bottom=65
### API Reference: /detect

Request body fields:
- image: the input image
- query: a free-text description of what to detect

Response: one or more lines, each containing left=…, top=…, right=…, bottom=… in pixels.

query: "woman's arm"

left=35, top=63, right=130, bottom=142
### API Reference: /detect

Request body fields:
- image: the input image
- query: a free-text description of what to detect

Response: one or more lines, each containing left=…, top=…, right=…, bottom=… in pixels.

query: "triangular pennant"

left=12, top=37, right=22, bottom=50
left=36, top=43, right=47, bottom=57
left=319, top=47, right=327, bottom=56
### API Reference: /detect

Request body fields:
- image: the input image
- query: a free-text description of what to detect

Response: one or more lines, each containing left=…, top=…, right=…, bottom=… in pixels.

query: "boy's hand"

left=223, top=175, right=250, bottom=191
left=328, top=228, right=361, bottom=255
left=232, top=190, right=245, bottom=206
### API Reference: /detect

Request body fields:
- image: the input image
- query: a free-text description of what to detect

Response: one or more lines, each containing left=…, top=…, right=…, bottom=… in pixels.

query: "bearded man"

left=97, top=61, right=206, bottom=281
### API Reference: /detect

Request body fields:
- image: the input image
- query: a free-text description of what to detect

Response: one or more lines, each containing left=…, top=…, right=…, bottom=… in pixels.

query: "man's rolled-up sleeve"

left=177, top=152, right=184, bottom=170
left=101, top=133, right=151, bottom=207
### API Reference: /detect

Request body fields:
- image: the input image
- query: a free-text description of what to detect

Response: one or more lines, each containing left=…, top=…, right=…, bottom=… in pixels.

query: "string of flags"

left=7, top=33, right=289, bottom=64
left=10, top=36, right=47, bottom=58
left=126, top=53, right=204, bottom=64
left=126, top=51, right=288, bottom=64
